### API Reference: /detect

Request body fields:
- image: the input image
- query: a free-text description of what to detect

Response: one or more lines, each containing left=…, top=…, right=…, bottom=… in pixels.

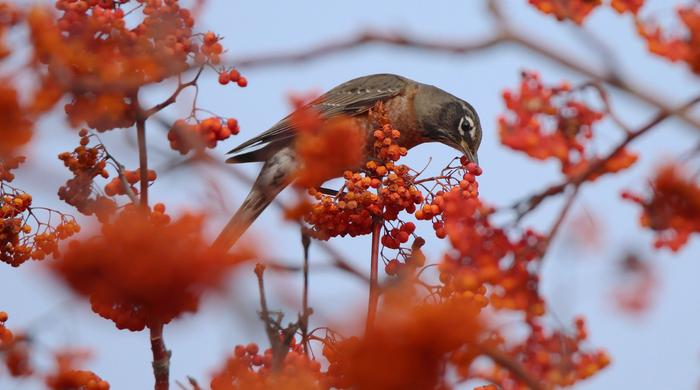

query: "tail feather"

left=212, top=188, right=271, bottom=251
left=214, top=146, right=297, bottom=251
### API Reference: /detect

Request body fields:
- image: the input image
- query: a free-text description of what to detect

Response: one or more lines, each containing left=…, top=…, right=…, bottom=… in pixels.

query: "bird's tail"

left=214, top=148, right=296, bottom=251
left=212, top=187, right=272, bottom=251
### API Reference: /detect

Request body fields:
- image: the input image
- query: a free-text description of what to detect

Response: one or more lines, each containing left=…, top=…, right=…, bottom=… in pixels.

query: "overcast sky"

left=3, top=0, right=700, bottom=389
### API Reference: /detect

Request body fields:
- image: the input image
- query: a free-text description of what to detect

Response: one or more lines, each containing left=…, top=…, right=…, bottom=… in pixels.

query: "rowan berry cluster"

left=46, top=351, right=110, bottom=390
left=529, top=0, right=642, bottom=24
left=168, top=117, right=240, bottom=154
left=499, top=71, right=637, bottom=179
left=322, top=295, right=480, bottom=389
left=476, top=318, right=610, bottom=388
left=636, top=6, right=700, bottom=75
left=210, top=340, right=327, bottom=390
left=52, top=205, right=249, bottom=331
left=294, top=115, right=366, bottom=189
left=622, top=164, right=700, bottom=251
left=435, top=183, right=547, bottom=317
left=27, top=0, right=229, bottom=131
left=0, top=311, right=32, bottom=377
left=218, top=67, right=248, bottom=88
left=1, top=157, right=80, bottom=266
left=57, top=132, right=117, bottom=222
left=103, top=169, right=156, bottom=197
left=303, top=105, right=420, bottom=239
left=0, top=84, right=34, bottom=157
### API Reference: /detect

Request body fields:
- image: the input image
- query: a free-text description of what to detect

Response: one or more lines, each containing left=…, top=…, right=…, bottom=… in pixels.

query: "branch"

left=512, top=94, right=700, bottom=219
left=149, top=322, right=170, bottom=390
left=144, top=66, right=205, bottom=118
left=233, top=31, right=504, bottom=68
left=231, top=3, right=700, bottom=132
left=134, top=94, right=150, bottom=208
left=365, top=218, right=382, bottom=335
left=478, top=344, right=544, bottom=390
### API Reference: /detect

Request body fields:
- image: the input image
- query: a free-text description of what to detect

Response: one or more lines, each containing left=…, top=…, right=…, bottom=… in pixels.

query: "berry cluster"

left=303, top=106, right=421, bottom=240
left=218, top=67, right=248, bottom=88
left=294, top=115, right=366, bottom=189
left=52, top=205, right=249, bottom=331
left=0, top=311, right=32, bottom=377
left=476, top=318, right=610, bottom=388
left=0, top=156, right=25, bottom=182
left=210, top=340, right=327, bottom=390
left=529, top=0, right=642, bottom=24
left=436, top=179, right=547, bottom=317
left=104, top=169, right=157, bottom=197
left=28, top=0, right=229, bottom=131
left=46, top=351, right=110, bottom=390
left=168, top=117, right=239, bottom=154
left=637, top=6, right=700, bottom=75
left=322, top=295, right=480, bottom=390
left=57, top=131, right=116, bottom=222
left=1, top=160, right=80, bottom=266
left=622, top=164, right=700, bottom=251
left=499, top=71, right=637, bottom=179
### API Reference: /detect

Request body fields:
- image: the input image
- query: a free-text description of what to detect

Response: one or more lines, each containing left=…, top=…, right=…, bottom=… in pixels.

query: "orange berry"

left=228, top=68, right=240, bottom=82
left=218, top=72, right=230, bottom=85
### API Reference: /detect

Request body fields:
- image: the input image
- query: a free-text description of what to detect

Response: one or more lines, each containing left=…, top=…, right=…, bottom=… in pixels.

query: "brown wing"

left=225, top=73, right=408, bottom=163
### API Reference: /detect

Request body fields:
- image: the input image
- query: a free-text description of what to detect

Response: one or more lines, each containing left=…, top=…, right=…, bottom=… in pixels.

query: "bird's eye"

left=459, top=116, right=474, bottom=133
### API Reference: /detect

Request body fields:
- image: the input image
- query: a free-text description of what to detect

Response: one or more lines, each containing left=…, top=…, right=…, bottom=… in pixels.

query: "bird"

left=214, top=73, right=482, bottom=250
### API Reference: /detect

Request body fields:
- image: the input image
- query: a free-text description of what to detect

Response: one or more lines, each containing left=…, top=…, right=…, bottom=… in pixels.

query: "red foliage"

left=51, top=205, right=250, bottom=331
left=476, top=318, right=610, bottom=388
left=636, top=6, right=700, bottom=75
left=528, top=0, right=602, bottom=24
left=0, top=311, right=32, bottom=377
left=323, top=296, right=481, bottom=390
left=210, top=341, right=326, bottom=390
left=623, top=163, right=700, bottom=251
left=499, top=71, right=637, bottom=179
left=46, top=350, right=110, bottom=390
left=294, top=113, right=367, bottom=189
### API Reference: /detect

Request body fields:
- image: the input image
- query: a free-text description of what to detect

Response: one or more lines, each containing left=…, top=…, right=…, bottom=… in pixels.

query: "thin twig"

left=478, top=344, right=544, bottom=390
left=300, top=230, right=312, bottom=356
left=365, top=218, right=382, bottom=335
left=134, top=94, right=149, bottom=208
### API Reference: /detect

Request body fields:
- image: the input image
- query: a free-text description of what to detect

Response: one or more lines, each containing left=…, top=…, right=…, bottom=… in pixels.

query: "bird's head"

left=414, top=85, right=482, bottom=164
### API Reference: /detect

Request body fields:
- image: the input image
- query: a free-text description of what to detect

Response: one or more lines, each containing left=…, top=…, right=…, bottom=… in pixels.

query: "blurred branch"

left=512, top=93, right=700, bottom=219
left=234, top=31, right=503, bottom=68
left=231, top=0, right=700, bottom=132
left=478, top=343, right=544, bottom=390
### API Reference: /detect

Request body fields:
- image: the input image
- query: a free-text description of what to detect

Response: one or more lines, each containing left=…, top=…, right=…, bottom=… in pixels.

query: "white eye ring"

left=459, top=116, right=474, bottom=134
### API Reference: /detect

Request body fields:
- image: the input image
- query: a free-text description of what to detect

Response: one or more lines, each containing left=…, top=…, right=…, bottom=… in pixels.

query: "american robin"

left=214, top=73, right=482, bottom=250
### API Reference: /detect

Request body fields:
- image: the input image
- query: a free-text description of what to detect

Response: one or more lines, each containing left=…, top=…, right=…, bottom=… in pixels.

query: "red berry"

left=228, top=68, right=240, bottom=82
left=385, top=259, right=400, bottom=275
left=237, top=76, right=248, bottom=87
left=218, top=72, right=230, bottom=85
left=246, top=343, right=259, bottom=355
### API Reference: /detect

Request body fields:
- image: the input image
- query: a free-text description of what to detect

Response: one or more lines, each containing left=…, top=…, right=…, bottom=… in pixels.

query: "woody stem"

left=365, top=218, right=382, bottom=334
left=149, top=322, right=170, bottom=390
left=134, top=93, right=149, bottom=208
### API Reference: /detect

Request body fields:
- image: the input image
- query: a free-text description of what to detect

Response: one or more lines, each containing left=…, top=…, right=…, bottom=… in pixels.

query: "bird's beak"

left=459, top=139, right=478, bottom=165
